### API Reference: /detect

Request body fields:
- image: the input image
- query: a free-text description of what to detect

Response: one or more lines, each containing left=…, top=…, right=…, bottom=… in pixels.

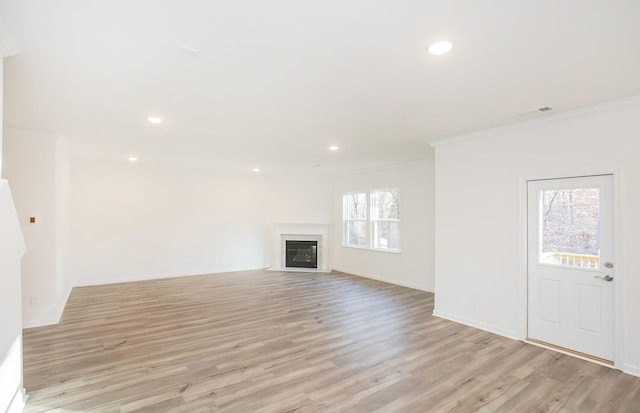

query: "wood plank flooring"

left=22, top=270, right=640, bottom=412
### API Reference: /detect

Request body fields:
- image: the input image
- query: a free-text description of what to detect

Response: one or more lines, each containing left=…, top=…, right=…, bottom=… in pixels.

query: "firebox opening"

left=285, top=240, right=318, bottom=268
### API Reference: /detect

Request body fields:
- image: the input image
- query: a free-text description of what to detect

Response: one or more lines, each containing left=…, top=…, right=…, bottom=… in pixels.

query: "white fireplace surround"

left=269, top=223, right=330, bottom=272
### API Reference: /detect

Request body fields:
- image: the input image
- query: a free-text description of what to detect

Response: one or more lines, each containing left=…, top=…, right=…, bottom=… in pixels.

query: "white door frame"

left=518, top=169, right=623, bottom=368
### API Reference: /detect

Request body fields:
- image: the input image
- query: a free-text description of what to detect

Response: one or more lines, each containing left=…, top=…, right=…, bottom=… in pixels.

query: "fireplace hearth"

left=285, top=240, right=318, bottom=268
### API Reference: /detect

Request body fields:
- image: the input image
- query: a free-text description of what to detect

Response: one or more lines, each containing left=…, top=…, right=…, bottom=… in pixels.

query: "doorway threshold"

left=525, top=337, right=614, bottom=368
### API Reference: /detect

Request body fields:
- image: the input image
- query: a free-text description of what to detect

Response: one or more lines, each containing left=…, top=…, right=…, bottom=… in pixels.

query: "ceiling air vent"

left=516, top=106, right=553, bottom=118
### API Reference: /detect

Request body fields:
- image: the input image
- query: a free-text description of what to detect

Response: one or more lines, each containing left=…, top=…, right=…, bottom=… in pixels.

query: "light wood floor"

left=23, top=270, right=640, bottom=413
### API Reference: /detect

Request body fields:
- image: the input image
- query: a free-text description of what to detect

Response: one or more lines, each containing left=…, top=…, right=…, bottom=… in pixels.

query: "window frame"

left=342, top=188, right=401, bottom=253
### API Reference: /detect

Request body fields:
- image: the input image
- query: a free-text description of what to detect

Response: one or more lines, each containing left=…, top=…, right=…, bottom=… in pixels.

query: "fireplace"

left=285, top=240, right=318, bottom=268
left=270, top=224, right=329, bottom=272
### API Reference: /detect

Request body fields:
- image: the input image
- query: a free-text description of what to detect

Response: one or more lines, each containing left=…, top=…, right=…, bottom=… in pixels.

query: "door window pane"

left=539, top=188, right=600, bottom=268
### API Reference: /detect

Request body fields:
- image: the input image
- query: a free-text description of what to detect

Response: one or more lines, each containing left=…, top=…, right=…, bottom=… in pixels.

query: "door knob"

left=594, top=275, right=614, bottom=282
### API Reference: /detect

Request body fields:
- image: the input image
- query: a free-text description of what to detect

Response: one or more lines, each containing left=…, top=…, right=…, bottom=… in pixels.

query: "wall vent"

left=517, top=106, right=553, bottom=117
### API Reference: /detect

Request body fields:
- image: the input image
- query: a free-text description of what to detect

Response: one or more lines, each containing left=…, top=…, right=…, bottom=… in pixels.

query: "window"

left=371, top=189, right=400, bottom=251
left=343, top=192, right=368, bottom=247
left=539, top=188, right=601, bottom=268
left=342, top=189, right=400, bottom=252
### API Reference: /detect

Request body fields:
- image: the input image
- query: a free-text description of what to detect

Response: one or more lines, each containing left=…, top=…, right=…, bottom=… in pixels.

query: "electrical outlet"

left=30, top=296, right=40, bottom=306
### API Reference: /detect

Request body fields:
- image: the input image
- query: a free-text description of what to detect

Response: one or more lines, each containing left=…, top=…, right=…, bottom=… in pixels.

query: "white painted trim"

left=623, top=363, right=640, bottom=378
left=340, top=244, right=402, bottom=254
left=0, top=180, right=27, bottom=257
left=23, top=316, right=62, bottom=329
left=281, top=234, right=323, bottom=270
left=429, top=95, right=640, bottom=149
left=267, top=267, right=331, bottom=273
left=6, top=388, right=26, bottom=413
left=72, top=266, right=268, bottom=288
left=518, top=170, right=623, bottom=370
left=612, top=171, right=624, bottom=370
left=0, top=336, right=25, bottom=413
left=517, top=176, right=528, bottom=340
left=333, top=266, right=433, bottom=293
left=270, top=223, right=330, bottom=271
left=22, top=285, right=73, bottom=329
left=433, top=309, right=520, bottom=340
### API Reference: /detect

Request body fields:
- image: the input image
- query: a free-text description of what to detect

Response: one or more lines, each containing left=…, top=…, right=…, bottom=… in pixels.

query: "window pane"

left=345, top=220, right=368, bottom=247
left=344, top=193, right=367, bottom=220
left=370, top=189, right=400, bottom=251
left=372, top=221, right=400, bottom=250
left=371, top=189, right=399, bottom=220
left=539, top=188, right=600, bottom=268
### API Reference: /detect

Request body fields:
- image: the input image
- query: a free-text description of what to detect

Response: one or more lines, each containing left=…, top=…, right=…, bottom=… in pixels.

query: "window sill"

left=342, top=244, right=402, bottom=254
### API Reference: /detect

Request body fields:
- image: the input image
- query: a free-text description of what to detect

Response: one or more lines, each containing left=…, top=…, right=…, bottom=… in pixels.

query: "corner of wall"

left=623, top=363, right=640, bottom=379
left=4, top=129, right=72, bottom=328
left=432, top=309, right=520, bottom=341
left=0, top=336, right=26, bottom=413
left=0, top=182, right=26, bottom=413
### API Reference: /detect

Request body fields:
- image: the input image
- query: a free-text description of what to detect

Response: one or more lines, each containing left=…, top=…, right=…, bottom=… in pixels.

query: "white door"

left=527, top=175, right=614, bottom=361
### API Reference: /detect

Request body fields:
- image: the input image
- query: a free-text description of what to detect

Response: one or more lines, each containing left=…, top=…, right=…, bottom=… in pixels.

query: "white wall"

left=0, top=54, right=2, bottom=172
left=0, top=181, right=26, bottom=413
left=265, top=174, right=334, bottom=271
left=267, top=174, right=333, bottom=225
left=3, top=128, right=70, bottom=327
left=432, top=97, right=640, bottom=376
left=70, top=161, right=271, bottom=285
left=0, top=45, right=28, bottom=413
left=331, top=160, right=435, bottom=292
left=56, top=138, right=71, bottom=300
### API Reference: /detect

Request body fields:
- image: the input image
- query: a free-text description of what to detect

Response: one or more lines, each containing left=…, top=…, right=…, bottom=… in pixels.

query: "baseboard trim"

left=73, top=266, right=268, bottom=288
left=432, top=309, right=520, bottom=340
left=23, top=316, right=60, bottom=329
left=22, top=285, right=73, bottom=329
left=623, top=363, right=640, bottom=378
left=267, top=267, right=331, bottom=273
left=0, top=336, right=25, bottom=413
left=332, top=266, right=434, bottom=293
left=6, top=387, right=26, bottom=413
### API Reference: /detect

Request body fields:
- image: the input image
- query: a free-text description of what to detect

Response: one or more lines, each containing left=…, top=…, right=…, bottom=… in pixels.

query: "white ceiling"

left=2, top=1, right=640, bottom=174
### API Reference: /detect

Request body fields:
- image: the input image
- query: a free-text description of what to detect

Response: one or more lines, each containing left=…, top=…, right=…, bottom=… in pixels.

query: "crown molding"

left=429, top=94, right=640, bottom=150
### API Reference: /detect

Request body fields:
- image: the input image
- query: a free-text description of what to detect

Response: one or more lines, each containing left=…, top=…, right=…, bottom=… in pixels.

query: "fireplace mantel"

left=269, top=223, right=330, bottom=272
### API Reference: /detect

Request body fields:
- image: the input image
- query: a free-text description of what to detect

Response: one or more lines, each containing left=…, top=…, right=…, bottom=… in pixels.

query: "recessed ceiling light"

left=252, top=168, right=261, bottom=172
left=148, top=116, right=163, bottom=124
left=329, top=145, right=339, bottom=151
left=428, top=41, right=453, bottom=55
left=128, top=156, right=138, bottom=162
